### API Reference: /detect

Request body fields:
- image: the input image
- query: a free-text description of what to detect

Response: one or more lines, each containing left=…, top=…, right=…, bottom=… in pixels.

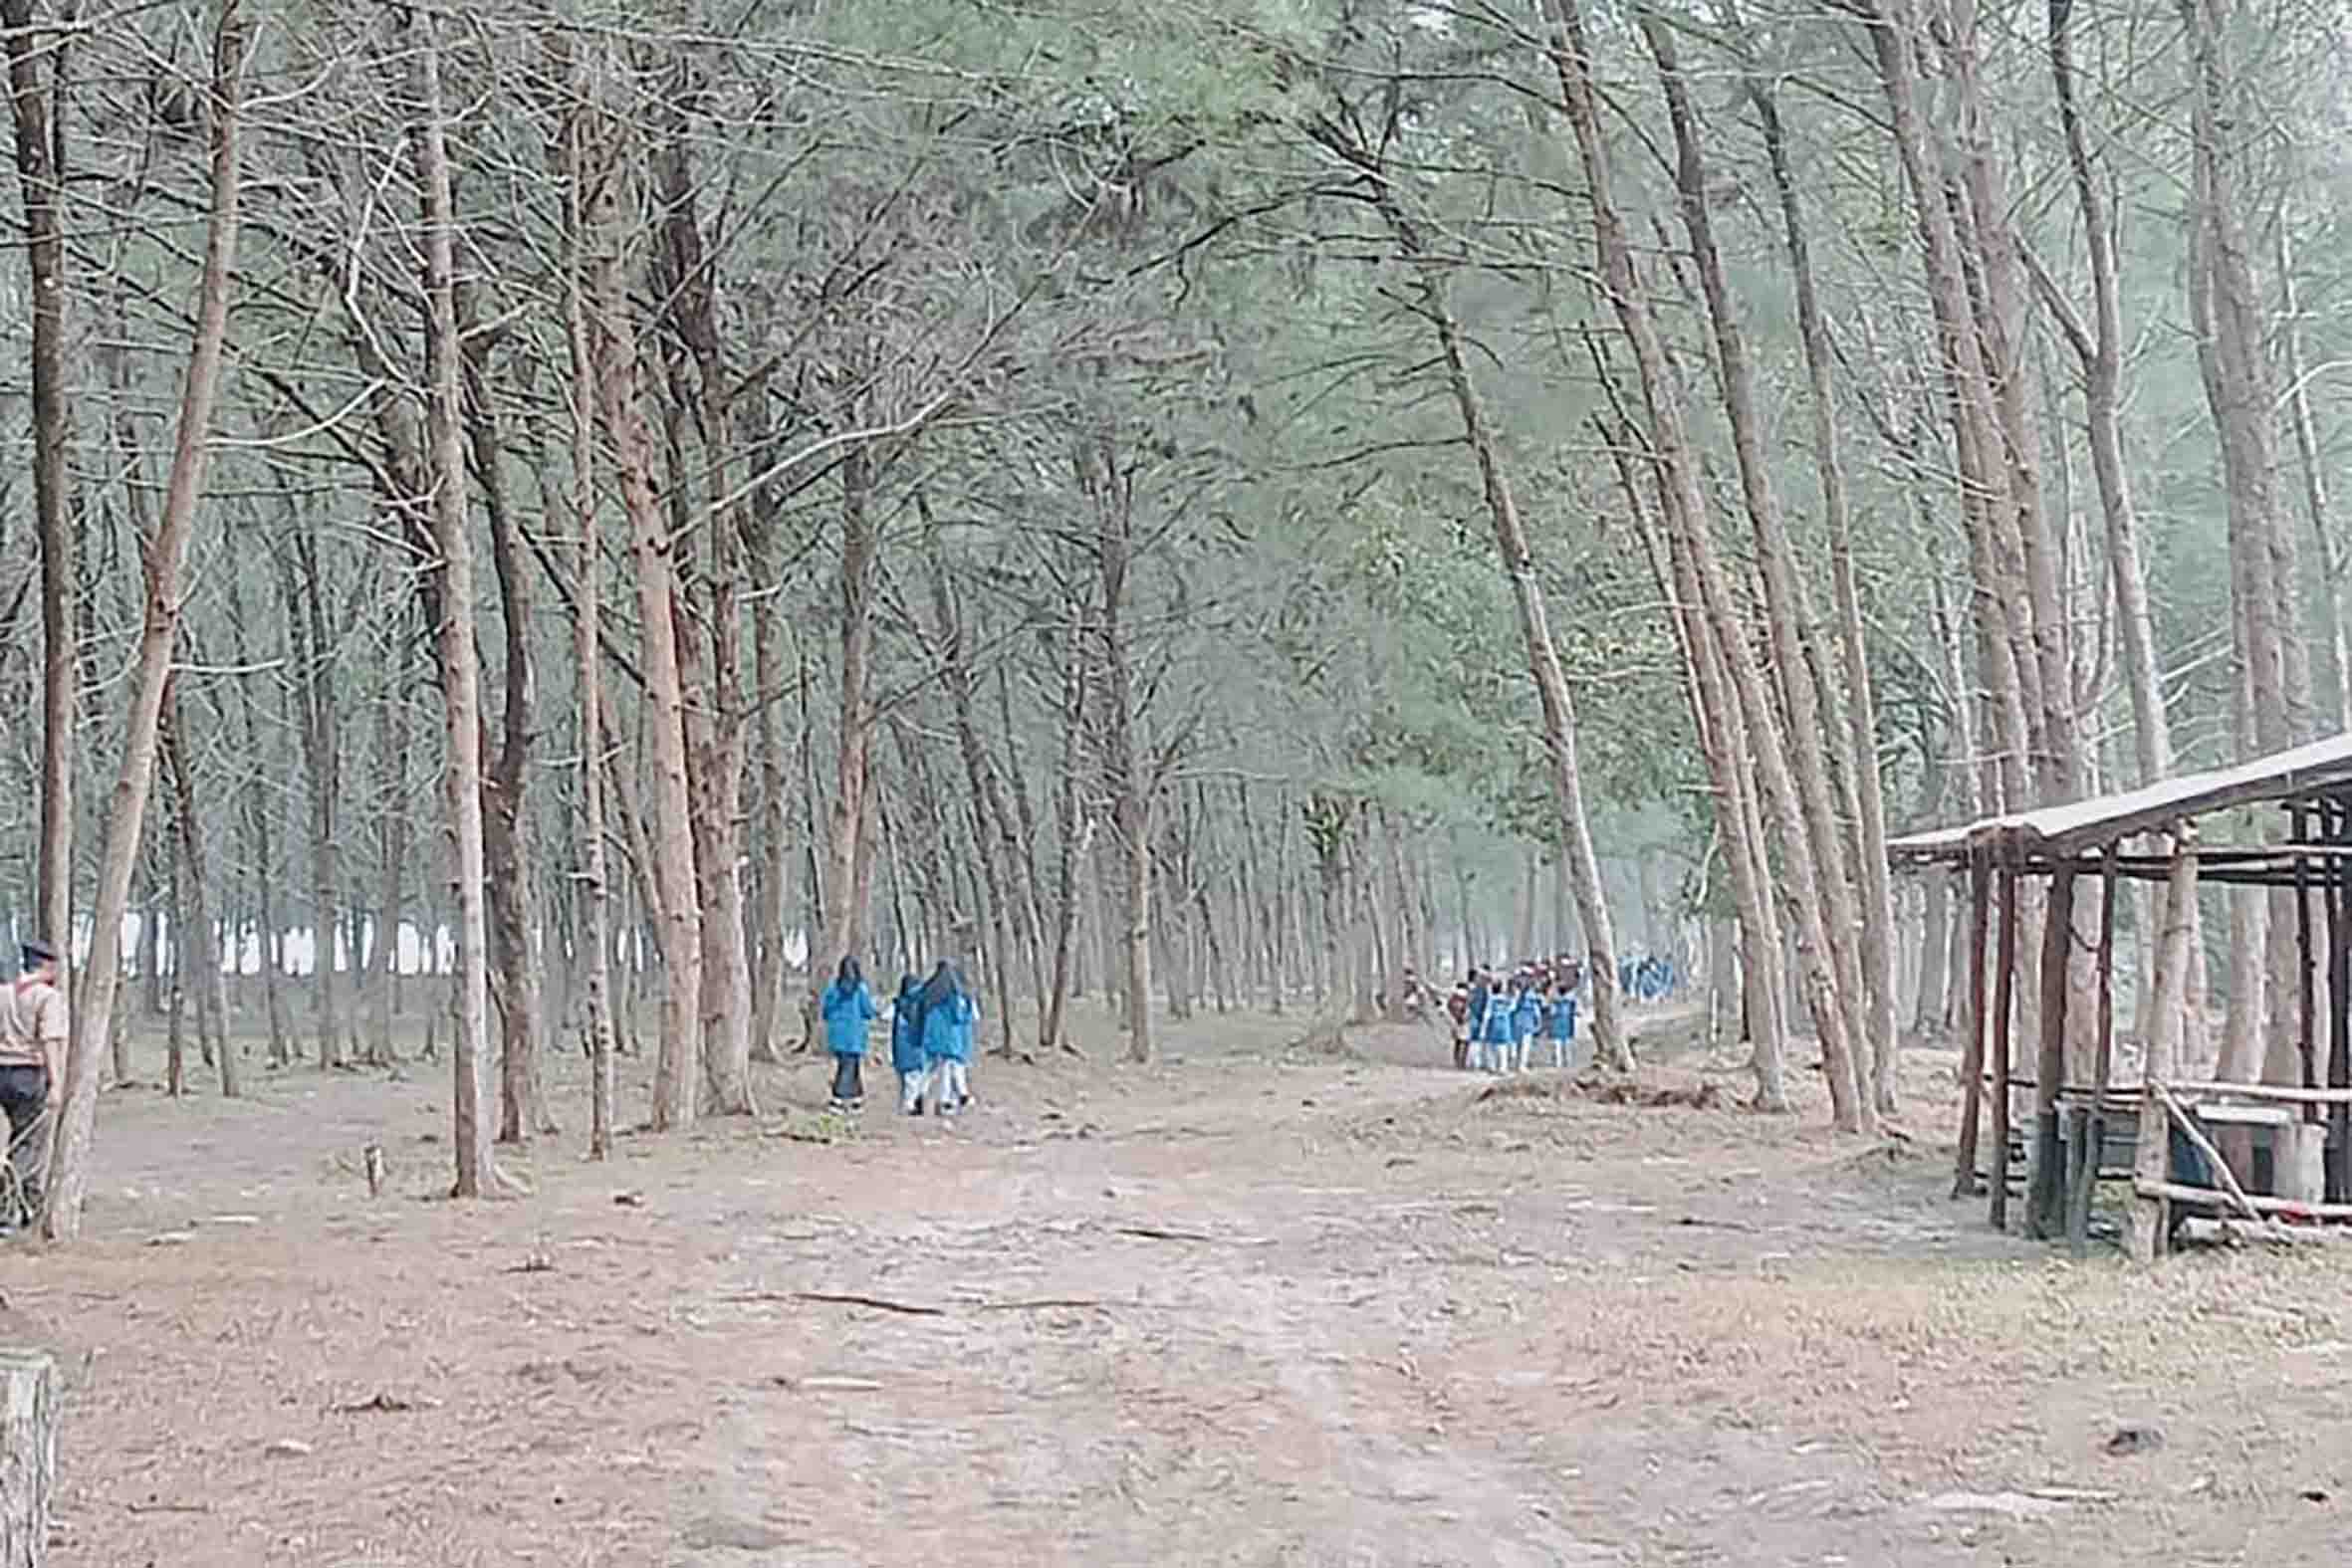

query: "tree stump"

left=0, top=1349, right=56, bottom=1568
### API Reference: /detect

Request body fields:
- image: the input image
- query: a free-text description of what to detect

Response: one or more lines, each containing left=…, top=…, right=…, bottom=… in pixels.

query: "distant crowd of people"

left=1446, top=958, right=1583, bottom=1074
left=1437, top=950, right=1682, bottom=1073
left=819, top=956, right=981, bottom=1119
left=1620, top=954, right=1677, bottom=1004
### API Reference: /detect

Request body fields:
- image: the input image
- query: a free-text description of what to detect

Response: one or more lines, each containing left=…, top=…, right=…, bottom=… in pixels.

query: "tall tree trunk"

left=3, top=0, right=75, bottom=999
left=162, top=686, right=234, bottom=1095
left=1042, top=618, right=1087, bottom=1053
left=2276, top=218, right=2352, bottom=732
left=407, top=8, right=496, bottom=1197
left=654, top=111, right=754, bottom=1117
left=43, top=0, right=241, bottom=1237
left=2039, top=0, right=2202, bottom=1054
left=372, top=683, right=405, bottom=1061
left=560, top=95, right=616, bottom=1156
left=927, top=526, right=1034, bottom=1052
left=278, top=527, right=342, bottom=1071
left=2182, top=0, right=2305, bottom=1090
left=808, top=445, right=879, bottom=1050
left=748, top=595, right=790, bottom=1063
left=459, top=299, right=552, bottom=1138
left=1079, top=435, right=1155, bottom=1063
left=586, top=117, right=701, bottom=1128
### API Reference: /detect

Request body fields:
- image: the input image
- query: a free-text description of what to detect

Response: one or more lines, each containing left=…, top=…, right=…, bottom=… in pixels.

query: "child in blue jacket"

left=1477, top=977, right=1516, bottom=1073
left=820, top=956, right=877, bottom=1110
left=1546, top=981, right=1578, bottom=1070
left=890, top=974, right=926, bottom=1115
left=1510, top=977, right=1543, bottom=1074
left=917, top=961, right=977, bottom=1118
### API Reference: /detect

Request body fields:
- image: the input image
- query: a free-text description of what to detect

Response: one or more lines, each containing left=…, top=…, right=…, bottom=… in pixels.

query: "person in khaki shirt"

left=0, top=939, right=66, bottom=1228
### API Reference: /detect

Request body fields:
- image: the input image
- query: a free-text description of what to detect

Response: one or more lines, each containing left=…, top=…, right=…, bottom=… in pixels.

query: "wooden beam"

left=1953, top=849, right=1991, bottom=1200
left=2155, top=1080, right=2352, bottom=1106
left=2152, top=1082, right=2265, bottom=1225
left=1990, top=860, right=2019, bottom=1233
left=2070, top=847, right=2120, bottom=1256
left=2330, top=799, right=2350, bottom=1201
left=2029, top=867, right=2076, bottom=1239
left=2132, top=839, right=2201, bottom=1264
left=2135, top=1178, right=2352, bottom=1222
left=2299, top=807, right=2318, bottom=1102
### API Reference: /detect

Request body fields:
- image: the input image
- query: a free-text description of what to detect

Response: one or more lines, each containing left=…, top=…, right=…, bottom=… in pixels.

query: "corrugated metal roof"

left=1887, top=732, right=2352, bottom=865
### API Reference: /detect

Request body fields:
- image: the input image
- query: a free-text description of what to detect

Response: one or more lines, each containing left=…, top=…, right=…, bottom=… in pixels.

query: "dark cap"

left=20, top=940, right=56, bottom=970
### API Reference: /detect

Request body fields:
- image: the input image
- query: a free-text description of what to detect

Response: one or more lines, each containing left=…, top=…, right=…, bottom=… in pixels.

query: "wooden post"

left=2069, top=846, right=2120, bottom=1256
left=0, top=1349, right=56, bottom=1568
left=1991, top=859, right=2019, bottom=1232
left=2329, top=799, right=2350, bottom=1202
left=1952, top=850, right=1992, bottom=1199
left=2296, top=805, right=2317, bottom=1097
left=2132, top=837, right=2201, bottom=1263
left=2030, top=867, right=2076, bottom=1239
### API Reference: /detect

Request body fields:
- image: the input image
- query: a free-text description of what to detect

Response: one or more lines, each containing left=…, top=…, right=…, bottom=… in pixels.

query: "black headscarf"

left=835, top=955, right=863, bottom=989
left=918, top=960, right=965, bottom=1012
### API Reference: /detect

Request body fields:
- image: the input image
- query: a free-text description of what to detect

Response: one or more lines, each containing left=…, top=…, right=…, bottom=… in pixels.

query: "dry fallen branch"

left=728, top=1290, right=950, bottom=1317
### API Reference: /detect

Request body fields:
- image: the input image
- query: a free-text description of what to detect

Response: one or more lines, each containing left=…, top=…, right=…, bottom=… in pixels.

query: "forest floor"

left=6, top=1001, right=2352, bottom=1566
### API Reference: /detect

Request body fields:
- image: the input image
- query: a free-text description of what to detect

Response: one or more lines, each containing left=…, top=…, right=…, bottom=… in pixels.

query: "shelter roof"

left=1887, top=732, right=2352, bottom=867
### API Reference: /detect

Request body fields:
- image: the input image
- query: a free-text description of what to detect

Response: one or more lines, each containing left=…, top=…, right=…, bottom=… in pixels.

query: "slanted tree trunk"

left=1652, top=18, right=1870, bottom=1087
left=1731, top=37, right=1900, bottom=1109
left=1353, top=167, right=1627, bottom=1066
left=1546, top=0, right=1852, bottom=1111
left=1613, top=416, right=1788, bottom=1107
left=43, top=0, right=242, bottom=1237
left=407, top=6, right=496, bottom=1197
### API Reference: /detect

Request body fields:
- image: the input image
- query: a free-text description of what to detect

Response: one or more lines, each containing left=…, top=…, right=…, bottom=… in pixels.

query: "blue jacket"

left=890, top=986, right=925, bottom=1074
left=1512, top=989, right=1542, bottom=1038
left=922, top=990, right=977, bottom=1064
left=821, top=979, right=876, bottom=1056
left=1478, top=989, right=1514, bottom=1044
left=1548, top=995, right=1577, bottom=1040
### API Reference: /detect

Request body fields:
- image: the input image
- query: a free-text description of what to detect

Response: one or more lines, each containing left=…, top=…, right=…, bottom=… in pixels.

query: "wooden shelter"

left=1888, top=733, right=2352, bottom=1256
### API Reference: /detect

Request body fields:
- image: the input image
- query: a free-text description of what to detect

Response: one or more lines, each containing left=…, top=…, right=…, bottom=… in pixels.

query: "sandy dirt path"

left=4, top=1005, right=2351, bottom=1566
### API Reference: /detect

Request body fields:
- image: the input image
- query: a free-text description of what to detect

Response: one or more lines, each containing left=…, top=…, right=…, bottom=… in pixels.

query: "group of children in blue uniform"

left=818, top=956, right=981, bottom=1120
left=1447, top=960, right=1582, bottom=1074
left=1619, top=954, right=1677, bottom=1005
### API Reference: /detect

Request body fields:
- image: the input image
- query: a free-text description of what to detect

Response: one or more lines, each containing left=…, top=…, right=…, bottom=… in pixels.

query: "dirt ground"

left=6, top=1000, right=2352, bottom=1567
